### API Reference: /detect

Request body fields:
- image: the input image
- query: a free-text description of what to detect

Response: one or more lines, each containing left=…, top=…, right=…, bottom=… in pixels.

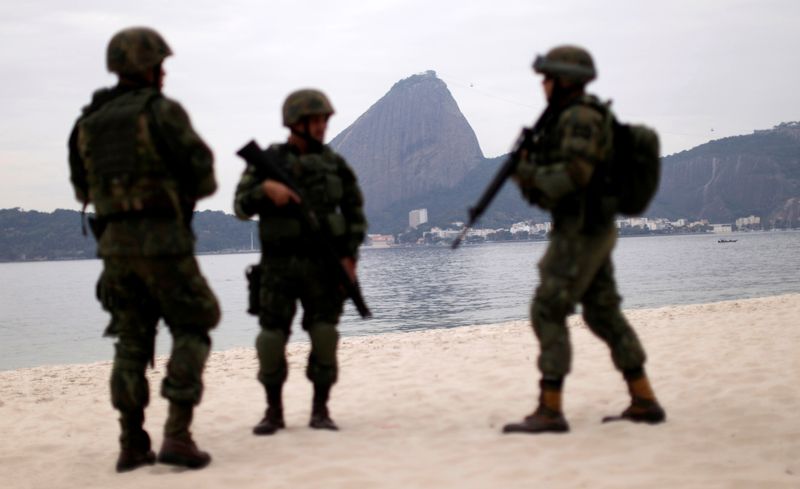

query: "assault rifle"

left=236, top=140, right=372, bottom=319
left=451, top=127, right=535, bottom=249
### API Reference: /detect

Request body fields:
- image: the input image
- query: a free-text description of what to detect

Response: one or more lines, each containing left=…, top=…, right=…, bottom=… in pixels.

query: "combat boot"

left=253, top=406, right=285, bottom=435
left=157, top=402, right=211, bottom=469
left=503, top=382, right=569, bottom=434
left=253, top=383, right=285, bottom=435
left=603, top=371, right=666, bottom=424
left=117, top=448, right=156, bottom=473
left=309, top=383, right=338, bottom=431
left=116, top=410, right=156, bottom=473
left=157, top=437, right=211, bottom=469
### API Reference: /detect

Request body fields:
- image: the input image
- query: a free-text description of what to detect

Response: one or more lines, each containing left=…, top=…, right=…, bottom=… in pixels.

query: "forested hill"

left=649, top=121, right=800, bottom=226
left=0, top=208, right=257, bottom=262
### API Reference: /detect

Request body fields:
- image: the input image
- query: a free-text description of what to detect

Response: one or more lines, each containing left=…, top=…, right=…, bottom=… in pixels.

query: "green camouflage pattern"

left=99, top=256, right=219, bottom=409
left=514, top=91, right=648, bottom=380
left=68, top=70, right=219, bottom=451
left=107, top=27, right=172, bottom=76
left=514, top=94, right=613, bottom=227
left=254, top=255, right=344, bottom=386
left=282, top=89, right=335, bottom=127
left=532, top=45, right=596, bottom=84
left=531, top=227, right=646, bottom=378
left=234, top=143, right=366, bottom=258
left=234, top=142, right=366, bottom=389
left=69, top=86, right=216, bottom=256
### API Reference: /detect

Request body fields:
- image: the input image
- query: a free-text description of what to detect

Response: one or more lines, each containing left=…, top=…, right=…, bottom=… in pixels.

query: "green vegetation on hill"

left=0, top=208, right=257, bottom=262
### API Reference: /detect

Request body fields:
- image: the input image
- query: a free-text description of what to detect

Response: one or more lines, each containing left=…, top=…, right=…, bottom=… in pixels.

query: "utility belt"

left=87, top=208, right=182, bottom=239
left=258, top=213, right=346, bottom=254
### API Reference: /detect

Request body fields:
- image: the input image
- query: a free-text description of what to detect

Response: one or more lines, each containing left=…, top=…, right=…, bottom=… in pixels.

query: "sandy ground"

left=1, top=293, right=799, bottom=489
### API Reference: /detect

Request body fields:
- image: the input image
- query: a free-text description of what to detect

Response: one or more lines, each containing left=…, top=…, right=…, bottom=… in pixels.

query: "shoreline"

left=2, top=293, right=799, bottom=488
left=2, top=290, right=797, bottom=374
left=3, top=228, right=799, bottom=263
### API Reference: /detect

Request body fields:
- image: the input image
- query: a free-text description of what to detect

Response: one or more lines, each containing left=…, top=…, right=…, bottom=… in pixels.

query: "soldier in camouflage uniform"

left=68, top=27, right=220, bottom=470
left=234, top=89, right=367, bottom=435
left=503, top=45, right=666, bottom=434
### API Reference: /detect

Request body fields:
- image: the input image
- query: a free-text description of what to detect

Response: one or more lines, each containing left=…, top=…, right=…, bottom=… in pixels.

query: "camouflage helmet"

left=106, top=27, right=172, bottom=76
left=282, top=89, right=335, bottom=127
left=532, top=45, right=596, bottom=85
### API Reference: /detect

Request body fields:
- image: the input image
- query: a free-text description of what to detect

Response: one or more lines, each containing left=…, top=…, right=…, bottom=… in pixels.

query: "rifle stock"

left=451, top=128, right=533, bottom=249
left=236, top=140, right=372, bottom=319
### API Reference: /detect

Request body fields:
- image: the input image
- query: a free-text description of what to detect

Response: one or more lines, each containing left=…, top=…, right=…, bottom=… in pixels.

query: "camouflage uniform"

left=515, top=93, right=647, bottom=379
left=68, top=27, right=219, bottom=469
left=504, top=45, right=664, bottom=434
left=234, top=89, right=366, bottom=433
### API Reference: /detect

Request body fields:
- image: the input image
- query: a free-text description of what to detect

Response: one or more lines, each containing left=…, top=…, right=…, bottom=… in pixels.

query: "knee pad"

left=161, top=331, right=211, bottom=405
left=532, top=284, right=573, bottom=327
left=110, top=343, right=150, bottom=411
left=306, top=323, right=339, bottom=384
left=256, top=328, right=289, bottom=386
left=308, top=323, right=339, bottom=366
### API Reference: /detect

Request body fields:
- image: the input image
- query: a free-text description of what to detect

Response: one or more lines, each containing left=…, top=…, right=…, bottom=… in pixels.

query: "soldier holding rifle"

left=474, top=46, right=667, bottom=434
left=234, top=89, right=368, bottom=434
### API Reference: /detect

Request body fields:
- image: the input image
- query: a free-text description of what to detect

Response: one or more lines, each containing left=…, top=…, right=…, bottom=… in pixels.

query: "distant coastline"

left=1, top=206, right=798, bottom=263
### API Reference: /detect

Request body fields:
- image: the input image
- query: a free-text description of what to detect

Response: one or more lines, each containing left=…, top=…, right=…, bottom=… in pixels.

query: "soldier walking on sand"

left=234, top=89, right=367, bottom=434
left=503, top=45, right=666, bottom=434
left=68, top=27, right=220, bottom=470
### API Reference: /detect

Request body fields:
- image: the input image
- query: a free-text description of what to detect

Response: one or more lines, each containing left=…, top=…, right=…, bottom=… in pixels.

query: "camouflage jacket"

left=68, top=84, right=216, bottom=256
left=514, top=93, right=614, bottom=233
left=234, top=143, right=367, bottom=258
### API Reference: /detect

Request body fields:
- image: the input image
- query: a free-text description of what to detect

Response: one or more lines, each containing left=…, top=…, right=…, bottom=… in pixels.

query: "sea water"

left=1, top=231, right=799, bottom=370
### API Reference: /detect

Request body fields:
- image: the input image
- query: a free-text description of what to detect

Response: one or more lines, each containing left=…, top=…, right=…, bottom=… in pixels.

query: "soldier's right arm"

left=150, top=97, right=217, bottom=201
left=234, top=164, right=268, bottom=219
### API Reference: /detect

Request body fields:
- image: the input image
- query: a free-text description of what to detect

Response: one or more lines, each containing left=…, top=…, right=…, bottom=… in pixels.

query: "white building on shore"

left=409, top=208, right=428, bottom=229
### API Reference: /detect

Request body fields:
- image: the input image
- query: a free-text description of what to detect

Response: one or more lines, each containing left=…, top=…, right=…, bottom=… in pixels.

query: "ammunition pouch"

left=246, top=264, right=262, bottom=315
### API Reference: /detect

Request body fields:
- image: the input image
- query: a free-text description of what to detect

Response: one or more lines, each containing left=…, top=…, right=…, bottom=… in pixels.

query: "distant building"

left=671, top=218, right=687, bottom=228
left=711, top=223, right=733, bottom=233
left=409, top=208, right=428, bottom=229
left=366, top=234, right=395, bottom=248
left=426, top=227, right=461, bottom=240
left=735, top=215, right=761, bottom=228
left=511, top=220, right=551, bottom=235
left=510, top=221, right=532, bottom=234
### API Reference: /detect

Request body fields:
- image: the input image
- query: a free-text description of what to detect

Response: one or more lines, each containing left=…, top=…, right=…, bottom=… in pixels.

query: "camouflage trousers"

left=97, top=255, right=220, bottom=413
left=531, top=226, right=646, bottom=379
left=255, top=254, right=344, bottom=388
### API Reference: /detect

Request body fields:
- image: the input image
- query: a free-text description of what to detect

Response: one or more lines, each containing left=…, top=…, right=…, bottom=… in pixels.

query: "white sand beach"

left=2, top=294, right=799, bottom=489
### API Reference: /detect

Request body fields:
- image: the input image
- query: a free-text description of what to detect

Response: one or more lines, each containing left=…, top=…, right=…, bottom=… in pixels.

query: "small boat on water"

left=717, top=239, right=738, bottom=243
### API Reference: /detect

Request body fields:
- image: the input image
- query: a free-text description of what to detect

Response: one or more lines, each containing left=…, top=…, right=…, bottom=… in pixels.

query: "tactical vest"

left=258, top=145, right=347, bottom=247
left=79, top=88, right=182, bottom=219
left=531, top=95, right=616, bottom=231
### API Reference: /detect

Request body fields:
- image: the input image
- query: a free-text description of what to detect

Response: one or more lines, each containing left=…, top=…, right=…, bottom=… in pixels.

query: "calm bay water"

left=1, top=231, right=799, bottom=370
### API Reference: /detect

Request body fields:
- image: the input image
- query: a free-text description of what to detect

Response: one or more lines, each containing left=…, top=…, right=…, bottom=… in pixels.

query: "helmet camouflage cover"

left=106, top=27, right=172, bottom=76
left=532, top=45, right=596, bottom=85
left=282, top=89, right=335, bottom=127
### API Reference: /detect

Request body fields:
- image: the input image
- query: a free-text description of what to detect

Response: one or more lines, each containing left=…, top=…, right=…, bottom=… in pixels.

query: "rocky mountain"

left=649, top=122, right=800, bottom=226
left=330, top=71, right=485, bottom=223
left=329, top=68, right=799, bottom=231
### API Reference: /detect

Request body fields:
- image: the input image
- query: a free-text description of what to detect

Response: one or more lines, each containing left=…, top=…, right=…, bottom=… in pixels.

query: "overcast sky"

left=1, top=0, right=798, bottom=213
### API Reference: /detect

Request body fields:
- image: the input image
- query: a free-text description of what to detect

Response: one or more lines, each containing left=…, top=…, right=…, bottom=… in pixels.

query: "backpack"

left=606, top=116, right=661, bottom=216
